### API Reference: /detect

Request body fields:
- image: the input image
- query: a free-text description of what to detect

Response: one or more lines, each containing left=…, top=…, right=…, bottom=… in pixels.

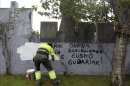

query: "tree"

left=33, top=0, right=111, bottom=41
left=0, top=23, right=11, bottom=74
left=33, top=0, right=86, bottom=41
left=0, top=6, right=24, bottom=74
left=33, top=0, right=112, bottom=22
left=108, top=0, right=130, bottom=86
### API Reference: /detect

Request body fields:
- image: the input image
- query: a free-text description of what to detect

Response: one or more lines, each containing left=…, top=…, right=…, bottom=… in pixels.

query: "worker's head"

left=48, top=43, right=53, bottom=47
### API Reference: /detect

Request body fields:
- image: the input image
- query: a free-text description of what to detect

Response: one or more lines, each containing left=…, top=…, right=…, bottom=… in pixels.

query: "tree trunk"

left=110, top=32, right=128, bottom=86
left=58, top=17, right=77, bottom=42
left=57, top=0, right=77, bottom=42
left=1, top=35, right=11, bottom=74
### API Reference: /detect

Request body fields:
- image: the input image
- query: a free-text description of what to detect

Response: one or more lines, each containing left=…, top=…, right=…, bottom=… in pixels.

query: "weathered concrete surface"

left=0, top=1, right=32, bottom=75
left=0, top=1, right=130, bottom=75
left=8, top=35, right=32, bottom=74
left=16, top=43, right=130, bottom=75
left=0, top=40, right=6, bottom=74
left=0, top=8, right=10, bottom=23
left=40, top=22, right=57, bottom=42
left=13, top=8, right=32, bottom=36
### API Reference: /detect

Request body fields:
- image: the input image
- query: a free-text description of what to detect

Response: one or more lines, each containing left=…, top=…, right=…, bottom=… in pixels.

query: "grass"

left=0, top=75, right=130, bottom=86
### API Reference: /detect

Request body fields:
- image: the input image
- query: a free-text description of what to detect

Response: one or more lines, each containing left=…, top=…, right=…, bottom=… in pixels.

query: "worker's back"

left=38, top=43, right=54, bottom=56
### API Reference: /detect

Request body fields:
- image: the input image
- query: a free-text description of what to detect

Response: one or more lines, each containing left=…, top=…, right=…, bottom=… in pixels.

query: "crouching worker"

left=33, top=43, right=60, bottom=86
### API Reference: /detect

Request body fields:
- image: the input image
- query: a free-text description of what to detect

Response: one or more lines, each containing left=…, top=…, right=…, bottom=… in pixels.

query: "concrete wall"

left=0, top=8, right=10, bottom=23
left=40, top=22, right=57, bottom=42
left=0, top=40, right=6, bottom=74
left=77, top=23, right=95, bottom=42
left=97, top=23, right=115, bottom=43
left=0, top=1, right=129, bottom=75
left=13, top=8, right=32, bottom=36
left=16, top=42, right=130, bottom=75
left=0, top=6, right=32, bottom=36
left=40, top=22, right=116, bottom=43
left=8, top=35, right=32, bottom=74
left=0, top=1, right=32, bottom=74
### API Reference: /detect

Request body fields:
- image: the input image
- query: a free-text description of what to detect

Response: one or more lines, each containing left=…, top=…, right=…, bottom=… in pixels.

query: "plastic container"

left=26, top=69, right=35, bottom=80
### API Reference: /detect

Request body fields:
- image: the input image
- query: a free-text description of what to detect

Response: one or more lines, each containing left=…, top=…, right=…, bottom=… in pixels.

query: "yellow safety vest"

left=39, top=44, right=54, bottom=56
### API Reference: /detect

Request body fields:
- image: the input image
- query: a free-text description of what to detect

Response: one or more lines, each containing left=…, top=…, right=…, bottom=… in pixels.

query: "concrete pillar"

left=97, top=23, right=115, bottom=43
left=77, top=22, right=95, bottom=42
left=10, top=1, right=18, bottom=10
left=9, top=1, right=18, bottom=34
left=40, top=22, right=57, bottom=42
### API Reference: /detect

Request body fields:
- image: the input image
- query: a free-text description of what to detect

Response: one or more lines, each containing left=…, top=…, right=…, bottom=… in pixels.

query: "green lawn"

left=0, top=75, right=130, bottom=86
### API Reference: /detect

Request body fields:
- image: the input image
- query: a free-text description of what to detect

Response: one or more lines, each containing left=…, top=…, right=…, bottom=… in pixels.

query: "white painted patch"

left=17, top=42, right=60, bottom=61
left=17, top=42, right=40, bottom=60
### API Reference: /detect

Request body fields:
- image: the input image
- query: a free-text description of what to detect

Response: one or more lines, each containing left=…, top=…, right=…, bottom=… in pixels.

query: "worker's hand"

left=52, top=58, right=55, bottom=61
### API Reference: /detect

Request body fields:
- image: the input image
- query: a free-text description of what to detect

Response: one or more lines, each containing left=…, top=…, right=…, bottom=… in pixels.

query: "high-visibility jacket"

left=38, top=43, right=54, bottom=56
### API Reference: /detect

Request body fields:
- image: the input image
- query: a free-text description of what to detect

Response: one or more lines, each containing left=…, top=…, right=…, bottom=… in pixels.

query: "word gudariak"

left=68, top=59, right=100, bottom=66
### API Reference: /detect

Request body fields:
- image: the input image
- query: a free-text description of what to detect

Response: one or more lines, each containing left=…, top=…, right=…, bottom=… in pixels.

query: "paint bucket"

left=26, top=69, right=35, bottom=80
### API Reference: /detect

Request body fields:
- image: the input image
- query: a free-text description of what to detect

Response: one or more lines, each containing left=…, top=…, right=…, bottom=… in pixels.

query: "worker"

left=33, top=43, right=60, bottom=86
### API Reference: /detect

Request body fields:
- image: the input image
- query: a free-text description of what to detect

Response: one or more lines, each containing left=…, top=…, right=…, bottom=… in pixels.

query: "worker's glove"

left=52, top=58, right=55, bottom=61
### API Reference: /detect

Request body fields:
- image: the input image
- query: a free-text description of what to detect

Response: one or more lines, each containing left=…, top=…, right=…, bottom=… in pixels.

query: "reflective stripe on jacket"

left=39, top=43, right=54, bottom=56
left=37, top=48, right=49, bottom=55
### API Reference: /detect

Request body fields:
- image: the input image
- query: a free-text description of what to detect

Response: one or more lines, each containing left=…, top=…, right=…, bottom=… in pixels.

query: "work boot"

left=54, top=80, right=60, bottom=86
left=52, top=79, right=60, bottom=86
left=36, top=80, right=41, bottom=86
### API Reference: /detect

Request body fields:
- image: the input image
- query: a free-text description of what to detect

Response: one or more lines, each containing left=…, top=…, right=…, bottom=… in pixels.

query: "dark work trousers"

left=33, top=53, right=53, bottom=71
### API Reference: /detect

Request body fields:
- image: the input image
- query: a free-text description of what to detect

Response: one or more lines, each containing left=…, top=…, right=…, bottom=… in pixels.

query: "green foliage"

left=8, top=7, right=25, bottom=33
left=0, top=7, right=25, bottom=35
left=83, top=0, right=114, bottom=23
left=32, top=0, right=60, bottom=18
left=31, top=30, right=40, bottom=36
left=0, top=75, right=110, bottom=86
left=119, top=0, right=130, bottom=7
left=0, top=75, right=130, bottom=86
left=31, top=0, right=129, bottom=26
left=34, top=0, right=130, bottom=26
left=38, top=0, right=87, bottom=22
left=32, top=6, right=37, bottom=11
left=32, top=0, right=115, bottom=23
